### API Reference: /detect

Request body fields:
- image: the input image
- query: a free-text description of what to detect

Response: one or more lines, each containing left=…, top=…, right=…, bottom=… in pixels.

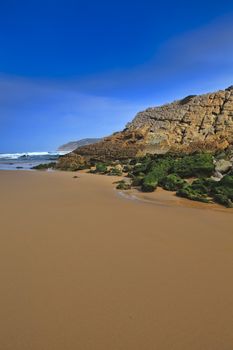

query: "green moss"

left=176, top=174, right=233, bottom=207
left=108, top=167, right=122, bottom=176
left=116, top=180, right=131, bottom=190
left=141, top=172, right=158, bottom=192
left=160, top=174, right=186, bottom=191
left=122, top=164, right=132, bottom=173
left=132, top=159, right=151, bottom=175
left=210, top=176, right=233, bottom=207
left=94, top=163, right=108, bottom=174
left=62, top=151, right=232, bottom=208
left=131, top=175, right=144, bottom=186
left=32, top=162, right=56, bottom=170
left=172, top=153, right=214, bottom=178
left=218, top=175, right=233, bottom=188
left=141, top=158, right=173, bottom=192
left=190, top=178, right=216, bottom=195
left=212, top=194, right=233, bottom=208
left=176, top=184, right=210, bottom=203
left=149, top=159, right=172, bottom=179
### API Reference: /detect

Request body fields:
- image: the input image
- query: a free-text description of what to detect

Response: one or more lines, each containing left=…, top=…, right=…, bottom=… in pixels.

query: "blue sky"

left=1, top=0, right=233, bottom=152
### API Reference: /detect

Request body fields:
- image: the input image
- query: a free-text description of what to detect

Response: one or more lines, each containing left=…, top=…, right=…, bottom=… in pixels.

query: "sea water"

left=0, top=151, right=68, bottom=170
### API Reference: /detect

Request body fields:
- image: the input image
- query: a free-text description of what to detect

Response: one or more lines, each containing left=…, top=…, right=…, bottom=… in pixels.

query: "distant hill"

left=57, top=138, right=102, bottom=152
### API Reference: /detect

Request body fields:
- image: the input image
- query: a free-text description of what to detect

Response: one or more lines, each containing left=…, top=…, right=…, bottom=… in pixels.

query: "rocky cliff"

left=71, top=86, right=233, bottom=161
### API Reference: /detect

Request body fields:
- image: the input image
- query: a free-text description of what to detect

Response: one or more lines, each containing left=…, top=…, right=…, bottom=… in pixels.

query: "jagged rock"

left=74, top=129, right=145, bottom=161
left=115, top=164, right=123, bottom=172
left=127, top=88, right=233, bottom=154
left=215, top=159, right=232, bottom=174
left=116, top=180, right=131, bottom=190
left=56, top=153, right=87, bottom=171
left=64, top=87, right=233, bottom=162
left=211, top=171, right=223, bottom=182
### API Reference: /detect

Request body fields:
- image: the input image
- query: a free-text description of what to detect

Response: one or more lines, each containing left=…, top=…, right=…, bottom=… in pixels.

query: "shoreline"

left=119, top=186, right=233, bottom=213
left=1, top=167, right=233, bottom=212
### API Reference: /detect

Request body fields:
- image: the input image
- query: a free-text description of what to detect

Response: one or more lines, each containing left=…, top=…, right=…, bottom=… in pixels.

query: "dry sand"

left=0, top=170, right=233, bottom=350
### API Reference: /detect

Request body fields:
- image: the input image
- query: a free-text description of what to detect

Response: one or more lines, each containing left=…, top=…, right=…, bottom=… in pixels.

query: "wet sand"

left=0, top=170, right=233, bottom=350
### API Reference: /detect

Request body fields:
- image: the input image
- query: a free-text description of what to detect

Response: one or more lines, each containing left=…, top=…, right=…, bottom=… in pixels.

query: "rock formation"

left=70, top=86, right=233, bottom=161
left=127, top=86, right=233, bottom=154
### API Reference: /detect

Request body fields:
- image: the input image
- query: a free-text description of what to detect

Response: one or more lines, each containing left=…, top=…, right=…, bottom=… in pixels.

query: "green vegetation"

left=34, top=150, right=232, bottom=208
left=116, top=180, right=131, bottom=190
left=96, top=163, right=107, bottom=173
left=115, top=152, right=232, bottom=207
left=91, top=163, right=108, bottom=174
left=160, top=174, right=186, bottom=191
left=176, top=184, right=210, bottom=203
left=171, top=153, right=214, bottom=178
left=141, top=172, right=159, bottom=192
left=90, top=162, right=123, bottom=176
left=108, top=167, right=123, bottom=176
left=141, top=157, right=173, bottom=192
left=128, top=152, right=214, bottom=192
left=131, top=174, right=144, bottom=186
left=175, top=175, right=233, bottom=207
left=211, top=176, right=233, bottom=208
left=32, top=162, right=56, bottom=170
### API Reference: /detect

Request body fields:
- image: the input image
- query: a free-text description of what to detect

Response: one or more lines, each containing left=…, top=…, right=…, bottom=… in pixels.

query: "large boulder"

left=56, top=153, right=87, bottom=171
left=215, top=159, right=232, bottom=174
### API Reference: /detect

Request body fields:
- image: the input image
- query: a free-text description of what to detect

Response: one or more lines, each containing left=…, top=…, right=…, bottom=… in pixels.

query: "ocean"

left=0, top=151, right=68, bottom=170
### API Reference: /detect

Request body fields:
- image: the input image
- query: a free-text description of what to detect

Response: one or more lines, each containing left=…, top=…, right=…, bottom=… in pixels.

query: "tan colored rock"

left=70, top=86, right=233, bottom=161
left=124, top=87, right=233, bottom=155
left=56, top=153, right=87, bottom=170
left=215, top=159, right=232, bottom=174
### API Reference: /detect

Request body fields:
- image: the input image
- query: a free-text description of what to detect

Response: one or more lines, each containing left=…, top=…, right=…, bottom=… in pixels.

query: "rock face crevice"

left=127, top=87, right=233, bottom=153
left=72, top=86, right=233, bottom=161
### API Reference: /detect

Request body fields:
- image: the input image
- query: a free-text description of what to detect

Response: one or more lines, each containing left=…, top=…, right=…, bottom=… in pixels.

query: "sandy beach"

left=0, top=170, right=233, bottom=350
